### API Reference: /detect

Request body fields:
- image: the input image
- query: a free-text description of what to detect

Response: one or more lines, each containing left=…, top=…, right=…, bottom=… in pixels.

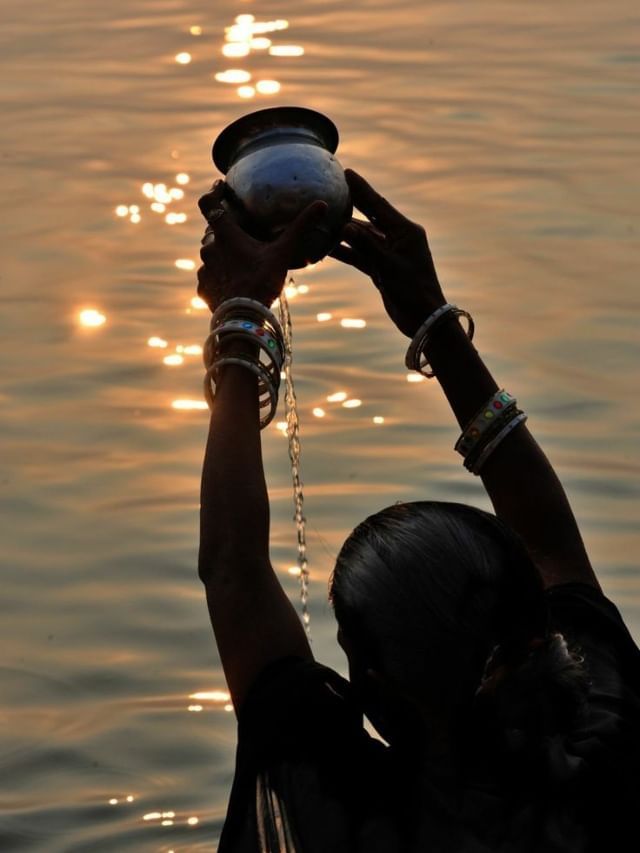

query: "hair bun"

left=472, top=632, right=590, bottom=761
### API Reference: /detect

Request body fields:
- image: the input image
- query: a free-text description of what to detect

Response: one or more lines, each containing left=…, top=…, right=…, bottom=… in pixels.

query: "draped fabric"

left=217, top=582, right=640, bottom=853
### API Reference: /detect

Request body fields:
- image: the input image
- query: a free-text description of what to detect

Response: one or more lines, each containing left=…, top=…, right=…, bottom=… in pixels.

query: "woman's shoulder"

left=543, top=580, right=640, bottom=659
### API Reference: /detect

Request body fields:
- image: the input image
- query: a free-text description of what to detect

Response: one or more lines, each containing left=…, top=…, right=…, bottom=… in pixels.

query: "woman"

left=196, top=170, right=640, bottom=852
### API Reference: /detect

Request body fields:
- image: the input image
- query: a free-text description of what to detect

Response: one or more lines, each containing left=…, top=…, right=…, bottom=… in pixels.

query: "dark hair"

left=328, top=501, right=590, bottom=784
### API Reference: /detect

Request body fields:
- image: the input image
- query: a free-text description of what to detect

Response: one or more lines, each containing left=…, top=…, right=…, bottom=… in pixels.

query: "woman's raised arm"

left=196, top=182, right=328, bottom=712
left=330, top=169, right=602, bottom=593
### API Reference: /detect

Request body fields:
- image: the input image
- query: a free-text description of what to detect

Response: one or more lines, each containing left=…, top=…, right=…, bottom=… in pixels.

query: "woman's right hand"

left=329, top=169, right=447, bottom=338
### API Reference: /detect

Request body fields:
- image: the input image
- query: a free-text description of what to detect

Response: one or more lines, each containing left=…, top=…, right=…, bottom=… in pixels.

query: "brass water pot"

left=212, top=106, right=352, bottom=269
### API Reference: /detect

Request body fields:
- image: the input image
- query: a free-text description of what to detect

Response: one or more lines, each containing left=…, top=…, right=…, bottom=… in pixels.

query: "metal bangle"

left=204, top=356, right=279, bottom=429
left=204, top=327, right=284, bottom=381
left=470, top=412, right=529, bottom=475
left=463, top=406, right=523, bottom=472
left=405, top=304, right=475, bottom=378
left=210, top=297, right=284, bottom=343
left=454, top=389, right=518, bottom=457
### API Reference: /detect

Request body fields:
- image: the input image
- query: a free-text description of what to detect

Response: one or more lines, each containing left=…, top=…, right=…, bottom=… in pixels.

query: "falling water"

left=278, top=279, right=312, bottom=642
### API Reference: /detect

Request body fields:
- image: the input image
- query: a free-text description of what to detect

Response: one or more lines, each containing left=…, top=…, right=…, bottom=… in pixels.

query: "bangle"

left=203, top=320, right=284, bottom=393
left=211, top=297, right=284, bottom=344
left=454, top=389, right=517, bottom=458
left=204, top=355, right=279, bottom=429
left=405, top=303, right=475, bottom=378
left=463, top=405, right=523, bottom=472
left=469, top=411, right=529, bottom=475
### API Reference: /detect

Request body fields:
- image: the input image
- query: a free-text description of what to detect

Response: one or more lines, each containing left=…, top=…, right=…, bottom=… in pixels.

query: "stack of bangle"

left=202, top=297, right=286, bottom=429
left=455, top=388, right=528, bottom=475
left=405, top=303, right=475, bottom=378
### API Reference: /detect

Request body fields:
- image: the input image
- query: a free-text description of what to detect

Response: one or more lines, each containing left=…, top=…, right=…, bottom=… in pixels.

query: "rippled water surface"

left=2, top=0, right=639, bottom=849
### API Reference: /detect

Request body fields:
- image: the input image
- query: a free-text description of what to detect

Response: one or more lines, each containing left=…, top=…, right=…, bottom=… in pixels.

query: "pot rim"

left=212, top=105, right=340, bottom=173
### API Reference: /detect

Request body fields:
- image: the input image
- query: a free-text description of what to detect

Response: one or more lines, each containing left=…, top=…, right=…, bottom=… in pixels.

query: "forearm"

left=423, top=315, right=601, bottom=591
left=198, top=340, right=270, bottom=583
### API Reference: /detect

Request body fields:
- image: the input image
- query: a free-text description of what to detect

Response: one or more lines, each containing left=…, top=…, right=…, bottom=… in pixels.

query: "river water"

left=1, top=0, right=639, bottom=849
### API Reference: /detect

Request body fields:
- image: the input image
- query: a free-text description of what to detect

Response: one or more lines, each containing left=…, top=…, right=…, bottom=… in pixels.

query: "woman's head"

left=328, top=501, right=589, bottom=763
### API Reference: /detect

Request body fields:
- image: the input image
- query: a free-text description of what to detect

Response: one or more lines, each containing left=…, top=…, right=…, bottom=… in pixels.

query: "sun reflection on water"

left=79, top=309, right=106, bottom=328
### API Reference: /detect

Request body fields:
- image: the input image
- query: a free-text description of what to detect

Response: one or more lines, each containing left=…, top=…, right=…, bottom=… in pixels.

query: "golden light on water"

left=171, top=400, right=208, bottom=411
left=317, top=312, right=332, bottom=322
left=269, top=45, right=304, bottom=56
left=223, top=43, right=250, bottom=58
left=176, top=344, right=203, bottom=355
left=79, top=309, right=106, bottom=328
left=109, top=799, right=118, bottom=805
left=297, top=284, right=309, bottom=294
left=175, top=258, right=196, bottom=270
left=312, top=408, right=326, bottom=418
left=188, top=817, right=199, bottom=826
left=169, top=188, right=184, bottom=200
left=115, top=205, right=128, bottom=217
left=190, top=690, right=230, bottom=701
left=175, top=52, right=192, bottom=64
left=373, top=416, right=385, bottom=424
left=175, top=173, right=190, bottom=185
left=147, top=337, right=168, bottom=348
left=165, top=212, right=187, bottom=225
left=191, top=296, right=208, bottom=310
left=251, top=37, right=272, bottom=50
left=163, top=354, right=184, bottom=366
left=327, top=391, right=347, bottom=403
left=150, top=202, right=166, bottom=213
left=130, top=213, right=141, bottom=224
left=288, top=566, right=301, bottom=576
left=215, top=69, right=252, bottom=84
left=407, top=373, right=426, bottom=383
left=343, top=399, right=362, bottom=408
left=224, top=704, right=234, bottom=712
left=188, top=704, right=203, bottom=712
left=190, top=25, right=202, bottom=36
left=340, top=318, right=367, bottom=328
left=142, top=182, right=154, bottom=198
left=276, top=421, right=288, bottom=433
left=238, top=86, right=255, bottom=99
left=256, top=80, right=281, bottom=95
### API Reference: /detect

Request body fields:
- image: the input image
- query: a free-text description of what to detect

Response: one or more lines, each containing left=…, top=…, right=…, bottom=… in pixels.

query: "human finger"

left=328, top=243, right=373, bottom=278
left=199, top=206, right=254, bottom=263
left=349, top=216, right=387, bottom=241
left=196, top=264, right=215, bottom=309
left=342, top=220, right=387, bottom=263
left=344, top=169, right=412, bottom=235
left=198, top=179, right=226, bottom=221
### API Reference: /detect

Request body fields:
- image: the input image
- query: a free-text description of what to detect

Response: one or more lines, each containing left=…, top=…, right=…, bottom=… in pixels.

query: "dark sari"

left=217, top=582, right=640, bottom=852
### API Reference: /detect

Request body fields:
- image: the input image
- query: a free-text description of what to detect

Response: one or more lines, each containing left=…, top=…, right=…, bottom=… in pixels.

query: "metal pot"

left=212, top=106, right=352, bottom=269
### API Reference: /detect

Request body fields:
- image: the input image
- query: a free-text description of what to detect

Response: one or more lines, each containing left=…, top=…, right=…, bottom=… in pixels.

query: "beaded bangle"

left=203, top=319, right=284, bottom=390
left=454, top=389, right=517, bottom=458
left=469, top=411, right=529, bottom=475
left=405, top=303, right=475, bottom=378
left=463, top=406, right=524, bottom=472
left=211, top=297, right=284, bottom=345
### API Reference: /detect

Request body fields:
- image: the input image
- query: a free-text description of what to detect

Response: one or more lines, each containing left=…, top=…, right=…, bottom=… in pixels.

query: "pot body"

left=212, top=107, right=352, bottom=269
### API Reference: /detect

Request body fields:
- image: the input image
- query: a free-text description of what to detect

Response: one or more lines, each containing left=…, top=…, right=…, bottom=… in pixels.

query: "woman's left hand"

left=197, top=179, right=328, bottom=311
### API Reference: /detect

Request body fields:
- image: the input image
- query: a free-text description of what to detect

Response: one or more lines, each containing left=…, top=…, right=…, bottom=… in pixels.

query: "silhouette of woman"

left=196, top=170, right=640, bottom=852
